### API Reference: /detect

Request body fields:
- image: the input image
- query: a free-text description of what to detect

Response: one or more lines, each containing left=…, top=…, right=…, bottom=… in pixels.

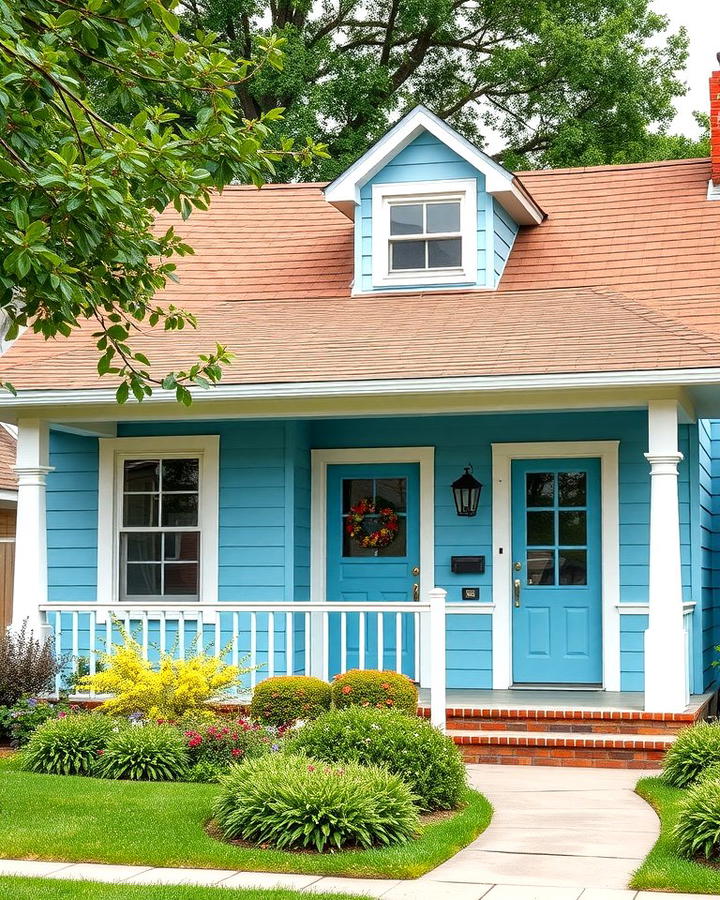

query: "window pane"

left=559, top=550, right=587, bottom=585
left=342, top=479, right=373, bottom=513
left=390, top=204, right=423, bottom=235
left=559, top=472, right=586, bottom=507
left=375, top=478, right=407, bottom=512
left=527, top=511, right=554, bottom=546
left=391, top=239, right=425, bottom=271
left=428, top=238, right=461, bottom=268
left=162, top=494, right=198, bottom=527
left=526, top=473, right=554, bottom=507
left=527, top=550, right=555, bottom=585
left=164, top=563, right=199, bottom=596
left=125, top=562, right=161, bottom=596
left=124, top=460, right=159, bottom=493
left=559, top=511, right=586, bottom=545
left=427, top=202, right=460, bottom=234
left=124, top=532, right=161, bottom=562
left=164, top=532, right=199, bottom=561
left=123, top=493, right=159, bottom=527
left=162, top=459, right=199, bottom=492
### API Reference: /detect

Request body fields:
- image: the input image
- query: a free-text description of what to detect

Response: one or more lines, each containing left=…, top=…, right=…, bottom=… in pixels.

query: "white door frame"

left=310, top=447, right=435, bottom=683
left=491, top=441, right=620, bottom=691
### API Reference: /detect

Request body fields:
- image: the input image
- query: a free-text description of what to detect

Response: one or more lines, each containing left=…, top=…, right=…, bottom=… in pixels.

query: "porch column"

left=11, top=419, right=54, bottom=635
left=643, top=400, right=687, bottom=712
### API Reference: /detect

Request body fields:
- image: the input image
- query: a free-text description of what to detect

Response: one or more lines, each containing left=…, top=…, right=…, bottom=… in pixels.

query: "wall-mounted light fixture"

left=451, top=465, right=483, bottom=517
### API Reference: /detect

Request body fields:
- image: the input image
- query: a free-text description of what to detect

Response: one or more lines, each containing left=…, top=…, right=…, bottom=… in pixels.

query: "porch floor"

left=417, top=688, right=712, bottom=714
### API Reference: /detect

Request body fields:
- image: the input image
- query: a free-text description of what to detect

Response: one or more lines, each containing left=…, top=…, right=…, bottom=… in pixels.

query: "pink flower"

left=231, top=748, right=242, bottom=757
left=307, top=765, right=315, bottom=772
left=341, top=685, right=352, bottom=695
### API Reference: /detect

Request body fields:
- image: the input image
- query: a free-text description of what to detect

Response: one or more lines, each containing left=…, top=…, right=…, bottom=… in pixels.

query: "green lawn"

left=632, top=776, right=720, bottom=894
left=0, top=757, right=491, bottom=879
left=0, top=879, right=360, bottom=900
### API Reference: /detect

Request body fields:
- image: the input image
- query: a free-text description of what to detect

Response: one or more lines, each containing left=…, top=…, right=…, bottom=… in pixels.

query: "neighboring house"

left=2, top=63, right=720, bottom=763
left=0, top=424, right=17, bottom=630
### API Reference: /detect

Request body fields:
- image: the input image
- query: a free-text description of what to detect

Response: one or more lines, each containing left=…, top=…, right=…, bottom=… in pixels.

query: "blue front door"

left=511, top=458, right=602, bottom=685
left=326, top=463, right=420, bottom=677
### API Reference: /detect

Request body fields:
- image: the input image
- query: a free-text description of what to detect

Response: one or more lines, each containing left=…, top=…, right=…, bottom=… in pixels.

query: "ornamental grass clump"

left=331, top=669, right=418, bottom=714
left=675, top=776, right=720, bottom=860
left=77, top=622, right=248, bottom=719
left=22, top=713, right=117, bottom=776
left=662, top=722, right=720, bottom=788
left=289, top=706, right=467, bottom=811
left=213, top=754, right=419, bottom=852
left=250, top=676, right=332, bottom=726
left=96, top=723, right=189, bottom=781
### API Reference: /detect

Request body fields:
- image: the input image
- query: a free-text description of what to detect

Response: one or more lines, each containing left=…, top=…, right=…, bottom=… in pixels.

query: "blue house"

left=4, top=73, right=720, bottom=760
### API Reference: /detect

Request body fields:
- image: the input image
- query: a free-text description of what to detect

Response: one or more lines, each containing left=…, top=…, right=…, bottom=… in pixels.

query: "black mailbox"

left=451, top=555, right=485, bottom=574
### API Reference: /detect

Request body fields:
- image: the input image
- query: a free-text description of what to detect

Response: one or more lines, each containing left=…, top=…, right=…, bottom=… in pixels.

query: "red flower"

left=231, top=748, right=243, bottom=757
left=341, top=684, right=352, bottom=694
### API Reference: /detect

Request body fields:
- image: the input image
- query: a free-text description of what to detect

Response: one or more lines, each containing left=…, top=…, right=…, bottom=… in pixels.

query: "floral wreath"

left=345, top=497, right=400, bottom=550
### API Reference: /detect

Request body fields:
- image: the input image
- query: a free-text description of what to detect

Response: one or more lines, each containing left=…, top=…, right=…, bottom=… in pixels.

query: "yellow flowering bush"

left=77, top=624, right=246, bottom=719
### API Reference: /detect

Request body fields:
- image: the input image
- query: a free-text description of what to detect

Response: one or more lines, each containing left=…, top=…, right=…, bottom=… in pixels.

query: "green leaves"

left=0, top=0, right=327, bottom=404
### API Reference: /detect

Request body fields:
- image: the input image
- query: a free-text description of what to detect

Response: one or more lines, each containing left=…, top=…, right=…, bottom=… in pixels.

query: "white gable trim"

left=324, top=105, right=544, bottom=225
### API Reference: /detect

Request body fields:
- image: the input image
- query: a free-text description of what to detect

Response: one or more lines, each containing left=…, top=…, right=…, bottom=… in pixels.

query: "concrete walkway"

left=0, top=764, right=679, bottom=899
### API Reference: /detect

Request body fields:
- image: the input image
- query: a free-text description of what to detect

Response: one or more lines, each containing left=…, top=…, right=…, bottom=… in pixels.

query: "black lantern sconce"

left=451, top=465, right=483, bottom=517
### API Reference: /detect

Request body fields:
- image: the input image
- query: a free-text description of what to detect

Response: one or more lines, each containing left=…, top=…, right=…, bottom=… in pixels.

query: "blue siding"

left=620, top=614, right=647, bottom=691
left=357, top=131, right=518, bottom=293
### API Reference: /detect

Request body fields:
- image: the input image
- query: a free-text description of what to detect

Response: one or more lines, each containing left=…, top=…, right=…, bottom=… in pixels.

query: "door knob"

left=412, top=583, right=420, bottom=602
left=513, top=579, right=521, bottom=608
left=411, top=566, right=420, bottom=576
left=513, top=561, right=522, bottom=571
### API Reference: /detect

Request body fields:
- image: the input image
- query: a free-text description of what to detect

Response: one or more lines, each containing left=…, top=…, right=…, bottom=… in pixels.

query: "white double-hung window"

left=98, top=436, right=219, bottom=604
left=371, top=178, right=477, bottom=288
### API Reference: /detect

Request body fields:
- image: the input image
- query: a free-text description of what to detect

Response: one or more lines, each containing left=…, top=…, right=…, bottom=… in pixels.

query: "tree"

left=181, top=0, right=690, bottom=179
left=0, top=0, right=327, bottom=403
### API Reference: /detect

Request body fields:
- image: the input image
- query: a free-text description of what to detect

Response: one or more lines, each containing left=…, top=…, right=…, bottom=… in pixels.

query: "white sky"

left=653, top=0, right=720, bottom=136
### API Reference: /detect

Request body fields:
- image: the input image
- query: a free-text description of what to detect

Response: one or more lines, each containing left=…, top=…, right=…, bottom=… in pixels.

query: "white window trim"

left=98, top=435, right=219, bottom=606
left=491, top=441, right=620, bottom=692
left=371, top=179, right=477, bottom=288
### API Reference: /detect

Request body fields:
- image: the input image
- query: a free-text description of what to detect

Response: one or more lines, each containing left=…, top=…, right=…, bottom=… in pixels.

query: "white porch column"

left=11, top=419, right=54, bottom=635
left=643, top=400, right=688, bottom=712
left=429, top=587, right=447, bottom=730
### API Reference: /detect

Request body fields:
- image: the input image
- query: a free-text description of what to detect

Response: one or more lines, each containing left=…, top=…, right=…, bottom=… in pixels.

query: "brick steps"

left=442, top=709, right=695, bottom=735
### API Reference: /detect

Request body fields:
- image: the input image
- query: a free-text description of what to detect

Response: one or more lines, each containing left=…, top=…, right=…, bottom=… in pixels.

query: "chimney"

left=711, top=53, right=720, bottom=188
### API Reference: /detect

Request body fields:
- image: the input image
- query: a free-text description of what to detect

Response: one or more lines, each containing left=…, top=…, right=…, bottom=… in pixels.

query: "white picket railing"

left=39, top=588, right=454, bottom=727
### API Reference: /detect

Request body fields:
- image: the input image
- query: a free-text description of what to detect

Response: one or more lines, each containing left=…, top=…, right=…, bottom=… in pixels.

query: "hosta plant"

left=675, top=776, right=720, bottom=860
left=662, top=722, right=720, bottom=788
left=96, top=723, right=189, bottom=781
left=22, top=713, right=117, bottom=776
left=213, top=754, right=419, bottom=852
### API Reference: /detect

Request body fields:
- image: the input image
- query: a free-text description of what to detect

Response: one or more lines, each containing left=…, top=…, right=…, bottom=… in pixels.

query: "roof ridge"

left=516, top=158, right=710, bottom=178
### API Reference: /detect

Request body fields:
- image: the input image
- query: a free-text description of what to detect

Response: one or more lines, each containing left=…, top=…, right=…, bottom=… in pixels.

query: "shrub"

left=77, top=622, right=250, bottom=719
left=0, top=622, right=62, bottom=707
left=183, top=716, right=277, bottom=774
left=250, top=676, right=332, bottom=726
left=675, top=777, right=720, bottom=859
left=1, top=697, right=74, bottom=747
left=22, top=713, right=117, bottom=776
left=331, top=669, right=418, bottom=714
left=96, top=723, right=189, bottom=781
left=662, top=722, right=720, bottom=788
left=213, top=753, right=419, bottom=851
left=289, top=707, right=466, bottom=811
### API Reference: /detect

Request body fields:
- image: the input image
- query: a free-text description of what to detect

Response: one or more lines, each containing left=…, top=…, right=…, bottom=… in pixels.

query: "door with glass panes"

left=326, top=463, right=419, bottom=678
left=511, top=458, right=602, bottom=685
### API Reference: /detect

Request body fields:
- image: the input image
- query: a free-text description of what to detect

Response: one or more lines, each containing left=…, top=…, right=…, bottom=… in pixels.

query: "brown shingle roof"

left=0, top=428, right=16, bottom=490
left=3, top=157, right=720, bottom=392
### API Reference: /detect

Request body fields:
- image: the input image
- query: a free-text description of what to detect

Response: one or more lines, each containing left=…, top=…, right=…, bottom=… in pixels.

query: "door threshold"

left=511, top=683, right=603, bottom=691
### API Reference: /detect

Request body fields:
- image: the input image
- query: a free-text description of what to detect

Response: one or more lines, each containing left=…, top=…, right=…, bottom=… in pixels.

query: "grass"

left=0, top=756, right=491, bottom=879
left=0, top=879, right=360, bottom=900
left=632, top=776, right=720, bottom=894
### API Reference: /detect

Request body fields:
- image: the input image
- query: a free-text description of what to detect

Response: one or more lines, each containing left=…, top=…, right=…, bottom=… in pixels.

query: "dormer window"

left=371, top=179, right=477, bottom=288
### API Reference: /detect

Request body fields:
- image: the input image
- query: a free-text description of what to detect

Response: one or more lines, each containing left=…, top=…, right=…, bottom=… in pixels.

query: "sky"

left=653, top=0, right=720, bottom=136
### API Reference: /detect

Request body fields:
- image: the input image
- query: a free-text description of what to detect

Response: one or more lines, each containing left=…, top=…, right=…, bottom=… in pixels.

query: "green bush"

left=22, top=713, right=117, bottom=776
left=0, top=697, right=73, bottom=747
left=675, top=777, right=720, bottom=859
left=289, top=707, right=466, bottom=811
left=182, top=716, right=276, bottom=774
left=331, top=669, right=418, bottom=715
left=250, top=676, right=332, bottom=726
left=96, top=723, right=189, bottom=781
left=213, top=753, right=419, bottom=851
left=662, top=722, right=720, bottom=788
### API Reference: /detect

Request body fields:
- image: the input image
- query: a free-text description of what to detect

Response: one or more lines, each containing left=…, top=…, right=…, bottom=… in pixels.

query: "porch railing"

left=39, top=588, right=452, bottom=728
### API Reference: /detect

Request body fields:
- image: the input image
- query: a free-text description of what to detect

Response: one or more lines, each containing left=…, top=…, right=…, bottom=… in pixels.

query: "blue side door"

left=511, top=458, right=602, bottom=685
left=326, top=463, right=420, bottom=677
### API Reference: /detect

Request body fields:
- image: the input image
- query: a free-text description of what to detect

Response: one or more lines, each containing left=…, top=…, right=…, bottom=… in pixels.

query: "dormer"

left=324, top=106, right=544, bottom=294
